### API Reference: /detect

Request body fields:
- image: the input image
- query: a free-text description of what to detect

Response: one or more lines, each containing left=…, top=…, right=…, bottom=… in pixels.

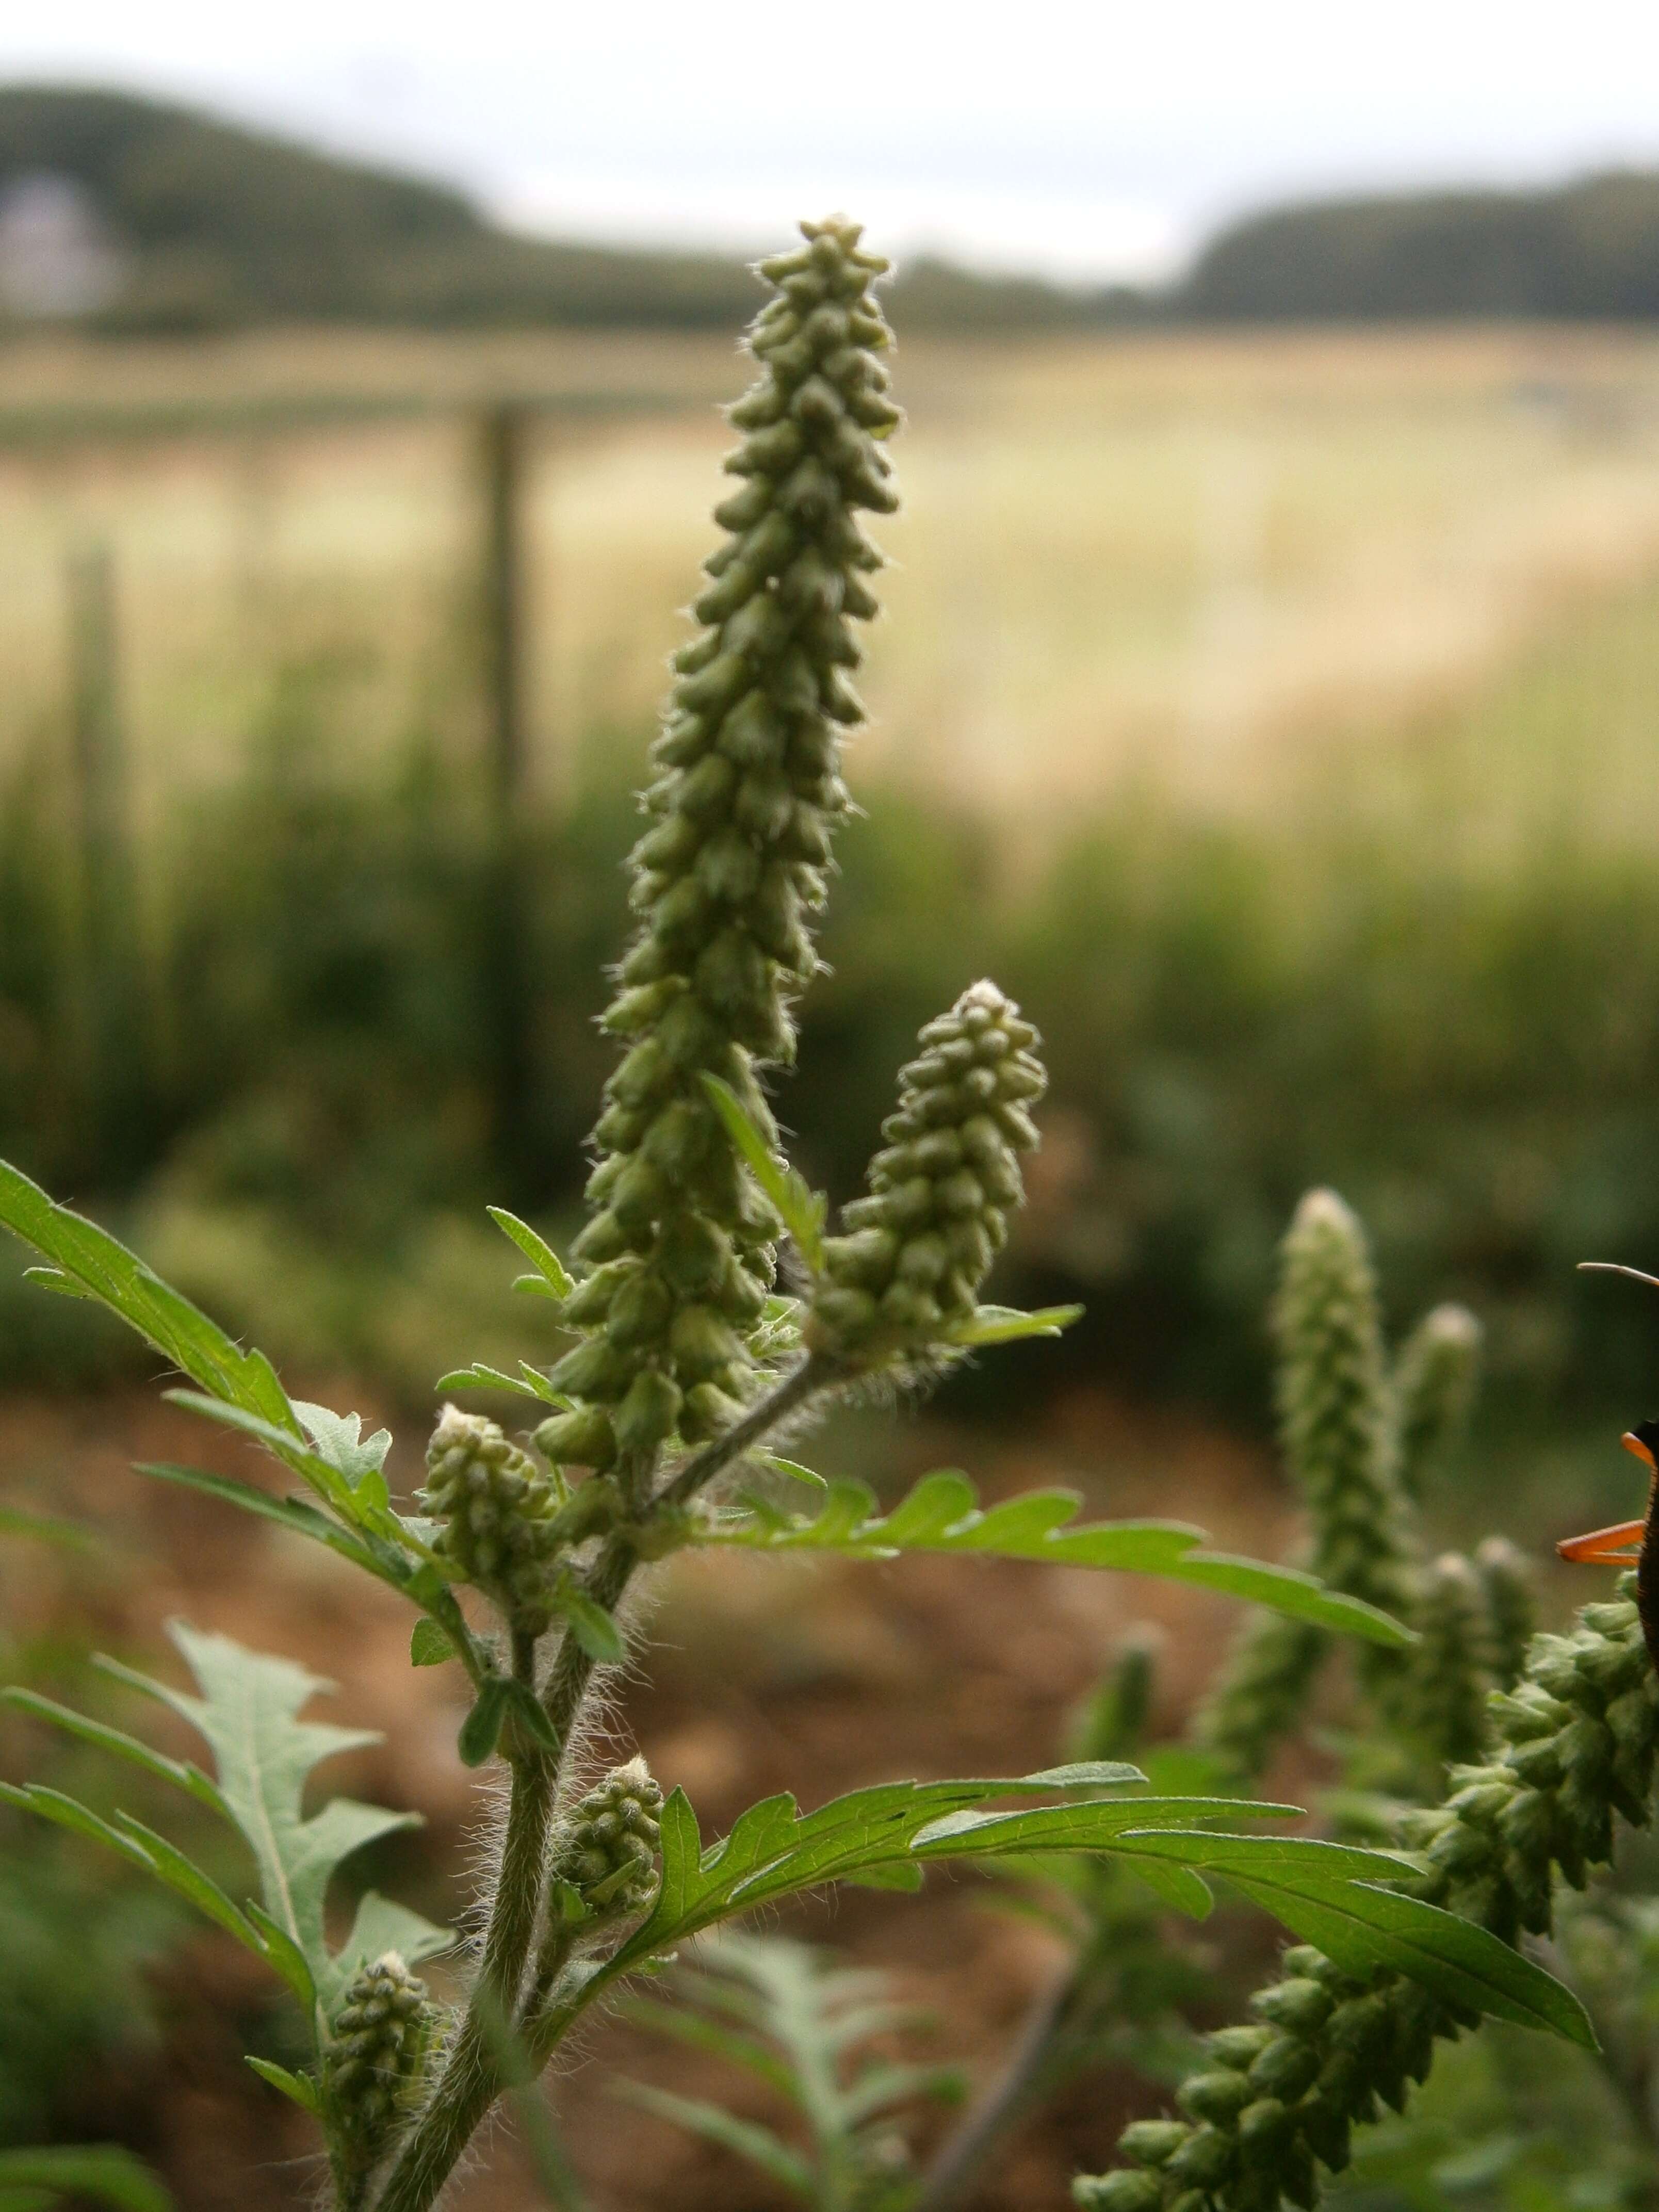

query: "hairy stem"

left=541, top=1537, right=637, bottom=1731
left=372, top=1361, right=833, bottom=2212
left=372, top=1742, right=557, bottom=2212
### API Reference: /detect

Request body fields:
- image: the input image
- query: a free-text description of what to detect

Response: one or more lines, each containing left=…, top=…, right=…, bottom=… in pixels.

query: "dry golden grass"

left=4, top=323, right=1659, bottom=828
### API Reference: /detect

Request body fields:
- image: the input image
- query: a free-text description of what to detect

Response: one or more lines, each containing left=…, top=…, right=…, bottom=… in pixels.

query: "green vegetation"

left=583, top=1190, right=1659, bottom=2212
left=616, top=1932, right=965, bottom=2209
left=10, top=641, right=1659, bottom=1450
left=1071, top=1194, right=1659, bottom=2212
left=0, top=222, right=1571, bottom=2212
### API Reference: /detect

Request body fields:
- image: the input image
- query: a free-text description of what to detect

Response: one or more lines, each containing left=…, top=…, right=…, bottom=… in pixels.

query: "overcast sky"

left=4, top=1, right=1659, bottom=282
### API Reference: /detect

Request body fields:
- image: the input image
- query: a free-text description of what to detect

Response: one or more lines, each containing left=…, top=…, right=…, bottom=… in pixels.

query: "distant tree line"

left=0, top=86, right=1150, bottom=337
left=1183, top=172, right=1659, bottom=321
left=3, top=85, right=1659, bottom=334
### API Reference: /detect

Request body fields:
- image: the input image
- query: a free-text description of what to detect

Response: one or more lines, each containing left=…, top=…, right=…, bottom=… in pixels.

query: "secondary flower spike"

left=421, top=1405, right=560, bottom=1633
left=807, top=980, right=1046, bottom=1361
left=324, top=1952, right=433, bottom=2174
left=546, top=216, right=902, bottom=1468
left=554, top=1757, right=665, bottom=1917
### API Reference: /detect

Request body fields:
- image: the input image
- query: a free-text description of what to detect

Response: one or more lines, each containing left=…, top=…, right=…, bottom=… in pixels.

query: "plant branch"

left=385, top=1031, right=843, bottom=2206
left=915, top=1962, right=1080, bottom=2212
left=373, top=1363, right=833, bottom=2212
left=656, top=1354, right=835, bottom=1511
left=372, top=1734, right=557, bottom=2209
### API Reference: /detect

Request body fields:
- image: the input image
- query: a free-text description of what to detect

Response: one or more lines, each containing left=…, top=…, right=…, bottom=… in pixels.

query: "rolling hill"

left=4, top=85, right=1659, bottom=333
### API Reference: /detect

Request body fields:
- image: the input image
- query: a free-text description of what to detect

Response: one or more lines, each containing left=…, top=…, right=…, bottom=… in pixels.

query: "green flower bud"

left=806, top=980, right=1046, bottom=1363
left=553, top=1756, right=664, bottom=1917
left=1072, top=2172, right=1165, bottom=2212
left=558, top=1259, right=635, bottom=1327
left=612, top=1370, right=684, bottom=1459
left=1247, top=2036, right=1322, bottom=2101
left=679, top=1379, right=749, bottom=1441
left=545, top=1337, right=635, bottom=1404
left=605, top=1269, right=676, bottom=1348
left=1120, top=2123, right=1192, bottom=2169
left=1207, top=2026, right=1275, bottom=2069
left=421, top=1406, right=559, bottom=1632
left=324, top=1950, right=432, bottom=2171
left=1251, top=1978, right=1333, bottom=2035
left=1237, top=2099, right=1292, bottom=2161
left=662, top=1302, right=741, bottom=1377
left=1177, top=2071, right=1254, bottom=2124
left=533, top=1404, right=617, bottom=1472
left=1164, top=2124, right=1236, bottom=2190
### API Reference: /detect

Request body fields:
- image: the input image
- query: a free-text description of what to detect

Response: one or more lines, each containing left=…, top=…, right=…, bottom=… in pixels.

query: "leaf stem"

left=657, top=1355, right=834, bottom=1510
left=913, top=1964, right=1079, bottom=2212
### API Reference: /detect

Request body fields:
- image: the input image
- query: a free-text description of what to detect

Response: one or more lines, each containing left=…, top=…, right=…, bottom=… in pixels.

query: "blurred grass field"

left=6, top=324, right=1659, bottom=832
left=6, top=319, right=1659, bottom=1450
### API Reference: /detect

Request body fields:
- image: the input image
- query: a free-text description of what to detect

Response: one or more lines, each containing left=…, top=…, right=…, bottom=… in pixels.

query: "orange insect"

left=1558, top=1262, right=1659, bottom=1673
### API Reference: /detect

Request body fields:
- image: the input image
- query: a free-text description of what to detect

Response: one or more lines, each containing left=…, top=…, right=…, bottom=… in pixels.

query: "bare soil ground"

left=0, top=1381, right=1306, bottom=2211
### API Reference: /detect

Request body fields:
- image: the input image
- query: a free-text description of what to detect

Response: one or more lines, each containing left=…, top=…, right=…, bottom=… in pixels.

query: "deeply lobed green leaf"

left=6, top=1622, right=450, bottom=2029
left=695, top=1469, right=1415, bottom=1647
left=536, top=1767, right=1589, bottom=2062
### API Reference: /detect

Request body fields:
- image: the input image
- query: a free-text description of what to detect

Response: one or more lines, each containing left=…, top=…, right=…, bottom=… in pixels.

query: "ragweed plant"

left=1073, top=1196, right=1659, bottom=2212
left=0, top=227, right=1584, bottom=2212
left=910, top=1193, right=1511, bottom=2210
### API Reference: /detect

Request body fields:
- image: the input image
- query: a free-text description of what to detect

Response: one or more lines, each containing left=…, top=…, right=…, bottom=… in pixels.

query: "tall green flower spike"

left=546, top=216, right=901, bottom=1476
left=1273, top=1191, right=1412, bottom=1626
left=1076, top=1576, right=1659, bottom=2212
left=1194, top=1193, right=1412, bottom=1779
left=807, top=981, right=1046, bottom=1362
